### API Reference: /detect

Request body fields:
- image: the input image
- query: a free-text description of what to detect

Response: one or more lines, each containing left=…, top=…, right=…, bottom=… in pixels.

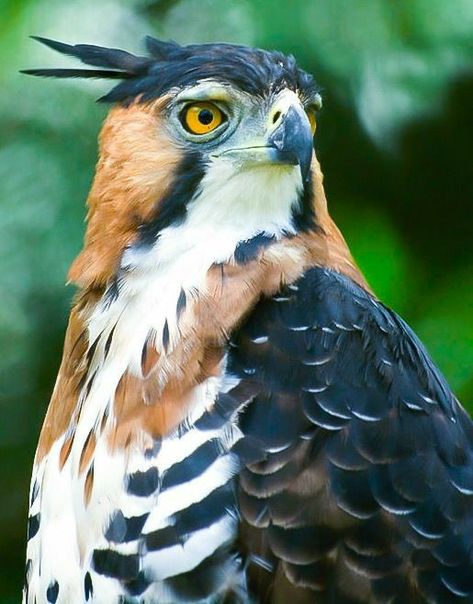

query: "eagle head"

left=24, top=37, right=322, bottom=288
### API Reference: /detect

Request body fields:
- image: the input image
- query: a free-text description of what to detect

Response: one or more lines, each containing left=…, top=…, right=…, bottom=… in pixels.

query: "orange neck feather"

left=68, top=98, right=182, bottom=289
left=37, top=110, right=368, bottom=460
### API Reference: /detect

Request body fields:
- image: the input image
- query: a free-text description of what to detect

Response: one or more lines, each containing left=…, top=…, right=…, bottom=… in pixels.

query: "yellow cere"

left=307, top=109, right=317, bottom=135
left=183, top=102, right=224, bottom=135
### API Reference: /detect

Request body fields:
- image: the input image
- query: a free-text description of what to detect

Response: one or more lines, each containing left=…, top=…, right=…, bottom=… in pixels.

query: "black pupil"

left=198, top=109, right=214, bottom=125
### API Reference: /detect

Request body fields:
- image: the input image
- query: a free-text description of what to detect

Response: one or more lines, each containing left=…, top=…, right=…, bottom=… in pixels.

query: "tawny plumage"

left=23, top=36, right=473, bottom=604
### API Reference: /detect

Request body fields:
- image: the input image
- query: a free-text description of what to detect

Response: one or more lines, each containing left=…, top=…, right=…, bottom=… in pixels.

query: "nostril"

left=272, top=111, right=281, bottom=124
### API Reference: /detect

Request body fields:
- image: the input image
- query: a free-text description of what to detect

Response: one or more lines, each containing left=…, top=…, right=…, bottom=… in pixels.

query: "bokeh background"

left=1, top=0, right=472, bottom=600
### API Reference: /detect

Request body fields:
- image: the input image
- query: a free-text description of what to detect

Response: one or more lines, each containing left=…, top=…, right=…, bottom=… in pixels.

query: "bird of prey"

left=23, top=37, right=473, bottom=604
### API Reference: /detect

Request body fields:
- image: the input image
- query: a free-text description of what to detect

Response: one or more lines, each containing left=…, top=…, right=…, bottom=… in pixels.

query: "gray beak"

left=267, top=105, right=314, bottom=183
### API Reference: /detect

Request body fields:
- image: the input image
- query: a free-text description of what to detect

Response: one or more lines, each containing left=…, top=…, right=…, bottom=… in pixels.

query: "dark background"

left=1, top=0, right=472, bottom=600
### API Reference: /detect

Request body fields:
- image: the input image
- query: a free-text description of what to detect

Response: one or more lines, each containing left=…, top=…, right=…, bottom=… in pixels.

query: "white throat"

left=124, top=160, right=302, bottom=272
left=25, top=164, right=303, bottom=602
left=90, top=161, right=302, bottom=352
left=85, top=162, right=302, bottom=413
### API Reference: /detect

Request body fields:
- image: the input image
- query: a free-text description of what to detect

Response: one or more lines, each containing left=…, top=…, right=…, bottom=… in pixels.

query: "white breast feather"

left=25, top=164, right=302, bottom=603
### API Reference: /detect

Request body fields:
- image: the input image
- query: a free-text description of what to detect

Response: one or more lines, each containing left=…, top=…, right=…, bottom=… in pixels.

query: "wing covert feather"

left=229, top=267, right=473, bottom=603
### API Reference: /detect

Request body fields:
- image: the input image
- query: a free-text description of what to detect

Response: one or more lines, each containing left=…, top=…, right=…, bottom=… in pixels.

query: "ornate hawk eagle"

left=23, top=37, right=473, bottom=604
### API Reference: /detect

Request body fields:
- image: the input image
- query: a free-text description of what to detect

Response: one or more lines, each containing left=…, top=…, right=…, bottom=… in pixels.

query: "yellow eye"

left=307, top=109, right=317, bottom=135
left=182, top=102, right=225, bottom=135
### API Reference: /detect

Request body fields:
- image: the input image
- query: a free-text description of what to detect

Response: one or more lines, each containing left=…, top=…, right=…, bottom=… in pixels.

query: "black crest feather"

left=21, top=68, right=132, bottom=80
left=21, top=36, right=319, bottom=105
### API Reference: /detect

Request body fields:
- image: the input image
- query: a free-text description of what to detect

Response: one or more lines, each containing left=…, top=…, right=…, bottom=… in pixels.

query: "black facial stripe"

left=292, top=173, right=317, bottom=233
left=136, top=150, right=206, bottom=247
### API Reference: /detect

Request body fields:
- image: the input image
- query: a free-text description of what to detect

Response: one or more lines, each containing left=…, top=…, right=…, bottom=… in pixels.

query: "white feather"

left=25, top=160, right=302, bottom=602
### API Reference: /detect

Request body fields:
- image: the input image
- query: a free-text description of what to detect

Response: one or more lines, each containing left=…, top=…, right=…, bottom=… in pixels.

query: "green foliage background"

left=0, top=0, right=472, bottom=600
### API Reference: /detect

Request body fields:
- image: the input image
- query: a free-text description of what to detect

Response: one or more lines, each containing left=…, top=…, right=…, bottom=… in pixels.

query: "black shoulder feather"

left=229, top=267, right=473, bottom=603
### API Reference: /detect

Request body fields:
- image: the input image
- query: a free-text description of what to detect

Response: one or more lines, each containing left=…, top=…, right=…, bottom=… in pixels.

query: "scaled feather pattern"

left=22, top=35, right=473, bottom=604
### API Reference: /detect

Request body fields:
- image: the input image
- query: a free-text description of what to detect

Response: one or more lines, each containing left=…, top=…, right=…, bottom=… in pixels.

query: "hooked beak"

left=214, top=99, right=314, bottom=182
left=267, top=104, right=314, bottom=183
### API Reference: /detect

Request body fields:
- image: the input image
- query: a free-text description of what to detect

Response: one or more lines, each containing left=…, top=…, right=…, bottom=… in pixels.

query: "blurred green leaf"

left=416, top=267, right=473, bottom=398
left=333, top=204, right=417, bottom=314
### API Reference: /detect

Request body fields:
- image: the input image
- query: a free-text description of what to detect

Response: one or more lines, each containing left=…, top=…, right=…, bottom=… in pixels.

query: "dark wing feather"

left=229, top=267, right=473, bottom=603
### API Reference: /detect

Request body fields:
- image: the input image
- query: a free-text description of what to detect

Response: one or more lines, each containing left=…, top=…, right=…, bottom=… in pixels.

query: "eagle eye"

left=181, top=102, right=226, bottom=135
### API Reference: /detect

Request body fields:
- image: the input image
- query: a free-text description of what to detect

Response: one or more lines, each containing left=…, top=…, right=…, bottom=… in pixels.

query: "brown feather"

left=84, top=464, right=94, bottom=506
left=58, top=435, right=74, bottom=470
left=35, top=291, right=98, bottom=463
left=141, top=330, right=160, bottom=378
left=109, top=344, right=225, bottom=447
left=36, top=98, right=369, bottom=461
left=79, top=430, right=96, bottom=474
left=68, top=97, right=182, bottom=289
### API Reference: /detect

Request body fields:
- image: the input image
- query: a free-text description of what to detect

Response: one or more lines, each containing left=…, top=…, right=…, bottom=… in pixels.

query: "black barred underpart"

left=78, top=385, right=245, bottom=601
left=145, top=524, right=182, bottom=552
left=27, top=514, right=40, bottom=540
left=104, top=323, right=116, bottom=359
left=160, top=439, right=221, bottom=490
left=145, top=482, right=236, bottom=552
left=125, top=571, right=152, bottom=597
left=84, top=571, right=93, bottom=601
left=105, top=510, right=148, bottom=543
left=164, top=546, right=243, bottom=602
left=46, top=580, right=59, bottom=603
left=229, top=266, right=473, bottom=603
left=194, top=392, right=242, bottom=431
left=162, top=319, right=170, bottom=352
left=126, top=466, right=159, bottom=497
left=30, top=479, right=39, bottom=506
left=144, top=438, right=162, bottom=459
left=103, top=275, right=122, bottom=307
left=92, top=549, right=139, bottom=580
left=175, top=482, right=236, bottom=533
left=22, top=37, right=318, bottom=106
left=24, top=559, right=32, bottom=602
left=176, top=288, right=186, bottom=317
